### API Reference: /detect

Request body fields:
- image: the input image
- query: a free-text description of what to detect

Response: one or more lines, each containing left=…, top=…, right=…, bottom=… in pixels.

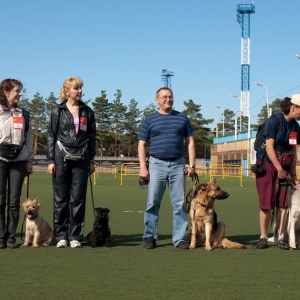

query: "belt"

left=150, top=155, right=182, bottom=162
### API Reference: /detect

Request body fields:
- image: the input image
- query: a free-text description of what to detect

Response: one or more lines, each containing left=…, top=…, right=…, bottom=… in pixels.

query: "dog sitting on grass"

left=21, top=198, right=54, bottom=247
left=188, top=178, right=246, bottom=251
left=87, top=207, right=112, bottom=247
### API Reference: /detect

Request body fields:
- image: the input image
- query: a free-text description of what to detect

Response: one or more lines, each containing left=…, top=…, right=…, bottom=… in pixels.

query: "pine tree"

left=92, top=90, right=112, bottom=157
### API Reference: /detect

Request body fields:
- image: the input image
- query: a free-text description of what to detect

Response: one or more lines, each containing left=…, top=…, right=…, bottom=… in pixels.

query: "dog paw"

left=189, top=244, right=196, bottom=249
left=205, top=246, right=213, bottom=251
left=21, top=244, right=28, bottom=247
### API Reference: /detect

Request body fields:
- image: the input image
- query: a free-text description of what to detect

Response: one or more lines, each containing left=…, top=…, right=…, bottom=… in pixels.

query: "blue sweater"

left=138, top=110, right=194, bottom=158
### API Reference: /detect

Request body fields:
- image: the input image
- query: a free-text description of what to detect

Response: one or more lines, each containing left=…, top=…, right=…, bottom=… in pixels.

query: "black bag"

left=0, top=144, right=22, bottom=158
left=61, top=146, right=86, bottom=161
left=254, top=113, right=282, bottom=151
left=251, top=162, right=266, bottom=175
left=57, top=140, right=87, bottom=162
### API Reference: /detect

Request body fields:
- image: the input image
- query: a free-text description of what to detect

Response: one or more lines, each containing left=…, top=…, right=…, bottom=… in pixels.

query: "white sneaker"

left=70, top=240, right=82, bottom=248
left=56, top=240, right=68, bottom=248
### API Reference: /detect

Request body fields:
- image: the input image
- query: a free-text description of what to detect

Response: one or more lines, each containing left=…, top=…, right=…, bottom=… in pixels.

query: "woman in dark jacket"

left=47, top=77, right=96, bottom=248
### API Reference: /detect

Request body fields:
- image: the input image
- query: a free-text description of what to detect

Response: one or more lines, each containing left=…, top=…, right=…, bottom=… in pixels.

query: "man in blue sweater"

left=138, top=87, right=196, bottom=250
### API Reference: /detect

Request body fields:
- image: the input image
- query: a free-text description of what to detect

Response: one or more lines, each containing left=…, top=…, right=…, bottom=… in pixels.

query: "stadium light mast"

left=161, top=69, right=174, bottom=88
left=237, top=3, right=255, bottom=127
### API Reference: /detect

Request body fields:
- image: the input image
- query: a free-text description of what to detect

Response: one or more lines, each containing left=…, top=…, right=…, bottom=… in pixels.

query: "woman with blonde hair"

left=47, top=77, right=96, bottom=248
left=0, top=78, right=34, bottom=249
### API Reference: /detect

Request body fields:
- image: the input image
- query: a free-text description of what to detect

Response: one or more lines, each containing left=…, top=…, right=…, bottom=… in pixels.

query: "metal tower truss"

left=161, top=69, right=174, bottom=88
left=237, top=4, right=255, bottom=117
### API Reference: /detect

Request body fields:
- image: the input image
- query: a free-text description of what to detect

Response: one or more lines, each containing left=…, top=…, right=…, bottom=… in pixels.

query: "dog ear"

left=211, top=177, right=216, bottom=184
left=196, top=183, right=208, bottom=196
left=33, top=198, right=41, bottom=208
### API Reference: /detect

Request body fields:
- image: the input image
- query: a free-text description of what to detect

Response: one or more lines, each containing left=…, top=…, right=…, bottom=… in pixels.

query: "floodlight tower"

left=236, top=3, right=255, bottom=118
left=161, top=69, right=174, bottom=88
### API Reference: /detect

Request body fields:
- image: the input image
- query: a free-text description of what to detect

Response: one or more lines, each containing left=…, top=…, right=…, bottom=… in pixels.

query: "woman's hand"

left=89, top=161, right=95, bottom=175
left=47, top=163, right=56, bottom=176
left=26, top=167, right=33, bottom=175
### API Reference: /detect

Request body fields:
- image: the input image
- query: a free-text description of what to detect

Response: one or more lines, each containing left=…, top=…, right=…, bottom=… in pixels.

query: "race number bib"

left=79, top=117, right=87, bottom=132
left=289, top=131, right=297, bottom=145
left=13, top=116, right=24, bottom=130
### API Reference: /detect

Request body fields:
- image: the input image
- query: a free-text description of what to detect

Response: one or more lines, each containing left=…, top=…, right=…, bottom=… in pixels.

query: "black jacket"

left=47, top=100, right=96, bottom=163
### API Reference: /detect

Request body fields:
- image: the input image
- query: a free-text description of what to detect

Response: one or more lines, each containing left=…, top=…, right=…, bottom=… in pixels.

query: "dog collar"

left=196, top=200, right=214, bottom=209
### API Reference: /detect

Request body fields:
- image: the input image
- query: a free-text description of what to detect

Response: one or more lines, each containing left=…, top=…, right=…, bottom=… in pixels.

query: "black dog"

left=87, top=207, right=112, bottom=247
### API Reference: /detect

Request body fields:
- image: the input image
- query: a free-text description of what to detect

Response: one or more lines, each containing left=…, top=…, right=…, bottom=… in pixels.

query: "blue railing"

left=213, top=131, right=257, bottom=144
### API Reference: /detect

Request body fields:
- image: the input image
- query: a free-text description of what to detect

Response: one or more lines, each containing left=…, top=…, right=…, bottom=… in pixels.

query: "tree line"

left=20, top=89, right=280, bottom=158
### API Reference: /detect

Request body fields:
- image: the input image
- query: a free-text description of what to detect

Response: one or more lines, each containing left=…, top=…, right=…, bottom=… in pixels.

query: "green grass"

left=0, top=173, right=299, bottom=299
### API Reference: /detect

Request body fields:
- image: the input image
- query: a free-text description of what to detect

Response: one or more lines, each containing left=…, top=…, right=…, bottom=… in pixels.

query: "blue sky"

left=1, top=0, right=300, bottom=129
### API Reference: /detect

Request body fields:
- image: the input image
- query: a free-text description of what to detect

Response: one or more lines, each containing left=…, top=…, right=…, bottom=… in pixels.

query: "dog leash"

left=184, top=173, right=199, bottom=213
left=20, top=174, right=30, bottom=241
left=89, top=175, right=96, bottom=217
left=270, top=174, right=293, bottom=228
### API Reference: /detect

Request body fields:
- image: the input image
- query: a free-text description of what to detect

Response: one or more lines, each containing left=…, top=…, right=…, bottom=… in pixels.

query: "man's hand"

left=185, top=166, right=196, bottom=177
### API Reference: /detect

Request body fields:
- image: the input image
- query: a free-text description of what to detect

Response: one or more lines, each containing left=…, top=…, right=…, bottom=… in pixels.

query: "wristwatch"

left=185, top=164, right=195, bottom=170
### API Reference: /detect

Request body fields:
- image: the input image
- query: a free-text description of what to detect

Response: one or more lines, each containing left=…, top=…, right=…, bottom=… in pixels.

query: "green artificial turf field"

left=0, top=172, right=299, bottom=300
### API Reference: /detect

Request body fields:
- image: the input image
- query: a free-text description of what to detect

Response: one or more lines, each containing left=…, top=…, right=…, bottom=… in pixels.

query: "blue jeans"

left=143, top=156, right=188, bottom=246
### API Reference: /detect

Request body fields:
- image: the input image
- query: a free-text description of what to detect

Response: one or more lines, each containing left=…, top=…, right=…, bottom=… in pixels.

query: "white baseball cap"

left=291, top=94, right=300, bottom=106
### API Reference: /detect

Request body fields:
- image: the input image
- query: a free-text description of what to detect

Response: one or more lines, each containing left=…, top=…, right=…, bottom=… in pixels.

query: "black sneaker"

left=176, top=241, right=189, bottom=250
left=277, top=239, right=290, bottom=250
left=144, top=237, right=156, bottom=249
left=0, top=240, right=6, bottom=249
left=6, top=242, right=18, bottom=249
left=256, top=238, right=268, bottom=249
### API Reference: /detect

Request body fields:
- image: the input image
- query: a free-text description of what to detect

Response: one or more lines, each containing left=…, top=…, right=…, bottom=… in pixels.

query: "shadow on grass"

left=84, top=233, right=173, bottom=247
left=226, top=234, right=260, bottom=247
left=107, top=233, right=263, bottom=249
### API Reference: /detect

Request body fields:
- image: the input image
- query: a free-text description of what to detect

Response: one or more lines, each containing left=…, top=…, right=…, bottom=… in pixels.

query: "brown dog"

left=21, top=198, right=54, bottom=247
left=188, top=178, right=246, bottom=251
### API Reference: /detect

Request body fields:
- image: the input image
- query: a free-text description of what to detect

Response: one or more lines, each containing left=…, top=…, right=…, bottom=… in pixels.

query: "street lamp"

left=215, top=104, right=225, bottom=136
left=254, top=82, right=270, bottom=117
left=213, top=123, right=219, bottom=138
left=229, top=93, right=242, bottom=132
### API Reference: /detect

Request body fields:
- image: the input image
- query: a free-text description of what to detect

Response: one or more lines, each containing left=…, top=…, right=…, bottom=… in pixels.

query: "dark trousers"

left=0, top=160, right=27, bottom=242
left=53, top=158, right=89, bottom=242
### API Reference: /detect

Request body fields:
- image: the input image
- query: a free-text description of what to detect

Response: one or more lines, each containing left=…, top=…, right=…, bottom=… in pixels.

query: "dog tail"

left=221, top=238, right=246, bottom=249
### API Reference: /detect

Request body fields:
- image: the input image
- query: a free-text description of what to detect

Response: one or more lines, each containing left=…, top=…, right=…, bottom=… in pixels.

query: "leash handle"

left=89, top=175, right=96, bottom=217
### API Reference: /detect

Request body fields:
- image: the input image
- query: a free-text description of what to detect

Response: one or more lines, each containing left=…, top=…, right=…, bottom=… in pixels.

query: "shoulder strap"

left=274, top=113, right=282, bottom=133
left=22, top=109, right=30, bottom=133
